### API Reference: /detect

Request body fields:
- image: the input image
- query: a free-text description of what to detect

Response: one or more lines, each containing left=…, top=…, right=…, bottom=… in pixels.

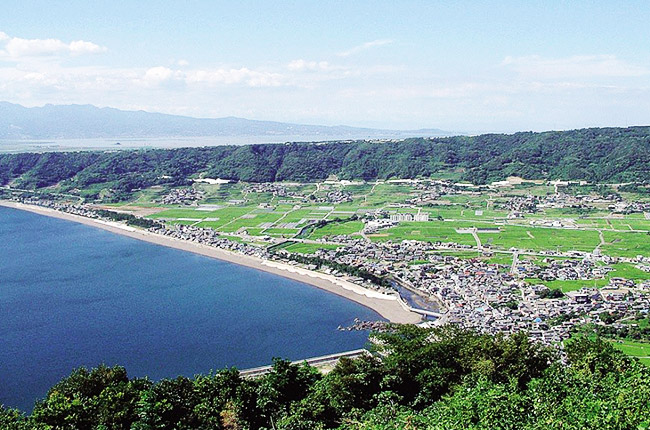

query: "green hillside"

left=1, top=126, right=650, bottom=201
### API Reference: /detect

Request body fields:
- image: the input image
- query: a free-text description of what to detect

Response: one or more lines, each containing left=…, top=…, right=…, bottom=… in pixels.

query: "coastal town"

left=5, top=175, right=650, bottom=351
left=2, top=4, right=649, bottom=424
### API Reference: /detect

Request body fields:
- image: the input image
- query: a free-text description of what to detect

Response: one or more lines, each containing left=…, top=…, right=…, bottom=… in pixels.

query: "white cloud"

left=69, top=40, right=106, bottom=55
left=3, top=29, right=648, bottom=132
left=284, top=59, right=359, bottom=89
left=184, top=67, right=283, bottom=87
left=76, top=62, right=290, bottom=90
left=0, top=32, right=107, bottom=60
left=287, top=59, right=331, bottom=72
left=142, top=66, right=178, bottom=87
left=502, top=55, right=648, bottom=79
left=337, top=39, right=393, bottom=57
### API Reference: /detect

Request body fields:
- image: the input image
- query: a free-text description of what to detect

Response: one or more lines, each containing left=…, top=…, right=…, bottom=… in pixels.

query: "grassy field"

left=607, top=263, right=650, bottom=281
left=608, top=339, right=650, bottom=366
left=422, top=206, right=504, bottom=221
left=363, top=183, right=414, bottom=206
left=483, top=253, right=516, bottom=265
left=601, top=230, right=650, bottom=258
left=283, top=242, right=341, bottom=254
left=131, top=181, right=650, bottom=261
left=148, top=208, right=218, bottom=219
left=369, top=221, right=477, bottom=245
left=218, top=211, right=286, bottom=233
left=479, top=226, right=600, bottom=253
left=308, top=220, right=365, bottom=238
left=280, top=208, right=326, bottom=223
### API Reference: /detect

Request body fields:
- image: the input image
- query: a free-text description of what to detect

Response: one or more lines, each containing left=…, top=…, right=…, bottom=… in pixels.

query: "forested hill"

left=1, top=126, right=649, bottom=198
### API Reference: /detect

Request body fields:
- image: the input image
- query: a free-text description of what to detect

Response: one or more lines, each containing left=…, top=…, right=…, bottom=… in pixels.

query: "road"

left=470, top=228, right=483, bottom=251
left=510, top=251, right=519, bottom=274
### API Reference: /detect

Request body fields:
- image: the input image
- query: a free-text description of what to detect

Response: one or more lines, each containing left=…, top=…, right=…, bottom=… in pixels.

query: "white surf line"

left=260, top=260, right=397, bottom=301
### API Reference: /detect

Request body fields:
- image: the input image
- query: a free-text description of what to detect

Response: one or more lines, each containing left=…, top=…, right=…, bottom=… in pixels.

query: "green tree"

left=255, top=358, right=321, bottom=427
left=31, top=365, right=149, bottom=430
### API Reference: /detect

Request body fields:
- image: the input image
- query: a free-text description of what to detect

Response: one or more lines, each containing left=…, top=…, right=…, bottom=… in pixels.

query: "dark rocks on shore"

left=338, top=318, right=389, bottom=332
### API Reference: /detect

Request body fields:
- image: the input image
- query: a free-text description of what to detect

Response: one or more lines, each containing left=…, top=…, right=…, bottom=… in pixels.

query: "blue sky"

left=1, top=1, right=649, bottom=132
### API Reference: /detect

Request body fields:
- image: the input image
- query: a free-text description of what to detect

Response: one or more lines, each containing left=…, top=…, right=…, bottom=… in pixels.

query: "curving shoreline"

left=0, top=201, right=421, bottom=324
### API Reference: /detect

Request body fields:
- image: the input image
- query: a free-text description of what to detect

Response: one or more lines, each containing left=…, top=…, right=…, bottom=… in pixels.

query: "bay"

left=0, top=206, right=379, bottom=411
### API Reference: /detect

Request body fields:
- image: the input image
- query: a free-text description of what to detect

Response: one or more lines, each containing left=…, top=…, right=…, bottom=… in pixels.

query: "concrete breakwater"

left=239, top=349, right=370, bottom=378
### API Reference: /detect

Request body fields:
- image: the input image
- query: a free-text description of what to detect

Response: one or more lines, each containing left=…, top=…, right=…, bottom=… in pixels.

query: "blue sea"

left=0, top=206, right=379, bottom=411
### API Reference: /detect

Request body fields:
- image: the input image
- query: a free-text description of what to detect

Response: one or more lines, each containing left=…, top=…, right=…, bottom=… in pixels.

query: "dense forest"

left=1, top=326, right=648, bottom=429
left=1, top=126, right=650, bottom=201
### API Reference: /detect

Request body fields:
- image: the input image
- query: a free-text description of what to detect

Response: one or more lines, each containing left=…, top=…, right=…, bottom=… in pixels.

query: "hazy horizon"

left=1, top=1, right=649, bottom=133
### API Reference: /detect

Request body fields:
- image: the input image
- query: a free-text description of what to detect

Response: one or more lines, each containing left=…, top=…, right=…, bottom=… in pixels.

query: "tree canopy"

left=2, top=126, right=650, bottom=201
left=2, top=326, right=649, bottom=429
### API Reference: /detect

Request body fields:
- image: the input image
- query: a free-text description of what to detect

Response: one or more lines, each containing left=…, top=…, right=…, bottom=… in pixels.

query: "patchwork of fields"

left=130, top=181, right=650, bottom=260
left=95, top=178, right=650, bottom=363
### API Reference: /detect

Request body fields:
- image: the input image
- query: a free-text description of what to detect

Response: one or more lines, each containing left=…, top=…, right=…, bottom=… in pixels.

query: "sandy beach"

left=0, top=201, right=421, bottom=324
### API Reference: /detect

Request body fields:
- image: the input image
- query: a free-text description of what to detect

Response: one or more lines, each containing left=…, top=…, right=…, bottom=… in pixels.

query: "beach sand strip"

left=0, top=201, right=421, bottom=324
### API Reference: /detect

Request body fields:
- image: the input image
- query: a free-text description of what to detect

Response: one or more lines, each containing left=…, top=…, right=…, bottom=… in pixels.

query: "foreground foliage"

left=2, top=326, right=649, bottom=429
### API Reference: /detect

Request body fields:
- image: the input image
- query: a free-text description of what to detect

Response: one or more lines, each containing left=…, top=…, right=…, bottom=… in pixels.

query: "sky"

left=0, top=0, right=649, bottom=133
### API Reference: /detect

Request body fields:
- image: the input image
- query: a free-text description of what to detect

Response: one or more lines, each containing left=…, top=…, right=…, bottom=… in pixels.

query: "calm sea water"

left=0, top=135, right=381, bottom=153
left=0, top=206, right=379, bottom=411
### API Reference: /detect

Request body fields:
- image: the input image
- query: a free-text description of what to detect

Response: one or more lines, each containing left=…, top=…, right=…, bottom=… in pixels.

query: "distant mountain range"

left=0, top=102, right=451, bottom=140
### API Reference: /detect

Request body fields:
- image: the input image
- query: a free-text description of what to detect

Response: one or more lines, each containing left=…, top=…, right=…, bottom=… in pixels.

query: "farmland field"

left=609, top=339, right=650, bottom=366
left=130, top=179, right=650, bottom=269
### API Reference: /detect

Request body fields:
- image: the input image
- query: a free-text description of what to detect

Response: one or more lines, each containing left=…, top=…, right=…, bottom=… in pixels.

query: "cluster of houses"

left=497, top=195, right=540, bottom=213
left=407, top=181, right=467, bottom=205
left=516, top=258, right=612, bottom=281
left=242, top=183, right=354, bottom=205
left=14, top=198, right=102, bottom=219
left=363, top=219, right=398, bottom=234
left=10, top=194, right=650, bottom=347
left=389, top=212, right=430, bottom=222
left=158, top=188, right=204, bottom=205
left=313, top=190, right=353, bottom=204
left=296, top=237, right=649, bottom=345
left=538, top=192, right=619, bottom=209
left=609, top=201, right=650, bottom=214
left=497, top=192, right=620, bottom=215
left=528, top=218, right=578, bottom=228
left=243, top=183, right=305, bottom=200
left=150, top=223, right=267, bottom=259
